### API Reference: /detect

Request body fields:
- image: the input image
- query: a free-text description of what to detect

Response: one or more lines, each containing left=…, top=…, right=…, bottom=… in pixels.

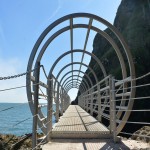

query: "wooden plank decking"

left=51, top=105, right=111, bottom=139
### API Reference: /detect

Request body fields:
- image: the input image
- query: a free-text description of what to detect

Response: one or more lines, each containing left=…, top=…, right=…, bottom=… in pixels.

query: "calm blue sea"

left=0, top=103, right=56, bottom=136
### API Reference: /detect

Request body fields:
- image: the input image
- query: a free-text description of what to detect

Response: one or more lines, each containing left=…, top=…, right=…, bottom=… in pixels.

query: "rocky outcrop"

left=75, top=0, right=150, bottom=136
left=131, top=126, right=150, bottom=143
left=0, top=133, right=43, bottom=150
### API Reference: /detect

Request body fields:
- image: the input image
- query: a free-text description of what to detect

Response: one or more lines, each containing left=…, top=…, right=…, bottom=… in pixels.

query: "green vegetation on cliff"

left=75, top=0, right=150, bottom=135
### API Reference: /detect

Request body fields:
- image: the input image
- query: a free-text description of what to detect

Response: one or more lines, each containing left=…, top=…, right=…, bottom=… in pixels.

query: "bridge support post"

left=83, top=94, right=85, bottom=110
left=32, top=61, right=40, bottom=149
left=97, top=84, right=102, bottom=122
left=56, top=83, right=60, bottom=122
left=86, top=91, right=89, bottom=111
left=46, top=75, right=53, bottom=142
left=63, top=90, right=65, bottom=112
left=60, top=89, right=64, bottom=115
left=110, top=76, right=117, bottom=142
left=90, top=89, right=93, bottom=115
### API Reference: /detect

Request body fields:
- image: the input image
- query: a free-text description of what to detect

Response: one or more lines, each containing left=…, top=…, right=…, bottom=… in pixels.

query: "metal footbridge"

left=26, top=13, right=137, bottom=149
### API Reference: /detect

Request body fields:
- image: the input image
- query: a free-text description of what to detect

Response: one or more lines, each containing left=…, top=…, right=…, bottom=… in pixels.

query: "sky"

left=0, top=0, right=121, bottom=103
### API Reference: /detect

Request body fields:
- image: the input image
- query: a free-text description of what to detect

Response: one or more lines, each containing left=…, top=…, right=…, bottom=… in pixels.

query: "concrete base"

left=42, top=138, right=149, bottom=150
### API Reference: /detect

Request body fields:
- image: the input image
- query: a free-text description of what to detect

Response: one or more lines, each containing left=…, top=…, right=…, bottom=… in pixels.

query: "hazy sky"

left=0, top=0, right=121, bottom=103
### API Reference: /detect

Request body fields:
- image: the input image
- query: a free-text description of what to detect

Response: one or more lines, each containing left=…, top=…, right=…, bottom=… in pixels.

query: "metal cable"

left=120, top=131, right=150, bottom=138
left=0, top=100, right=33, bottom=113
left=114, top=83, right=150, bottom=92
left=0, top=82, right=39, bottom=92
left=111, top=96, right=150, bottom=102
left=112, top=109, right=150, bottom=112
left=12, top=117, right=31, bottom=127
left=41, top=65, right=48, bottom=79
left=117, top=120, right=150, bottom=125
left=39, top=87, right=47, bottom=99
left=0, top=67, right=40, bottom=80
left=32, top=129, right=51, bottom=150
left=115, top=72, right=150, bottom=82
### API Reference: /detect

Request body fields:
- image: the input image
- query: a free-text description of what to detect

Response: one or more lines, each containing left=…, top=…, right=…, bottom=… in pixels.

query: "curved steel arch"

left=53, top=62, right=98, bottom=92
left=62, top=75, right=90, bottom=89
left=64, top=79, right=88, bottom=92
left=65, top=81, right=87, bottom=93
left=59, top=70, right=93, bottom=87
left=48, top=49, right=107, bottom=79
left=66, top=82, right=85, bottom=93
left=37, top=24, right=127, bottom=79
left=50, top=50, right=106, bottom=96
left=26, top=13, right=136, bottom=135
left=30, top=13, right=134, bottom=79
left=67, top=86, right=81, bottom=93
left=64, top=80, right=85, bottom=91
left=64, top=78, right=88, bottom=91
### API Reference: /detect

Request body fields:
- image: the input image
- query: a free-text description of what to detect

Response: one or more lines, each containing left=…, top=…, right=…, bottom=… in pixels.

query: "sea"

left=0, top=103, right=56, bottom=136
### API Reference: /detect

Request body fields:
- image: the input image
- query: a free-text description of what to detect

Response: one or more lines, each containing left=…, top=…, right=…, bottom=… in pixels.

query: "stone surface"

left=42, top=138, right=150, bottom=150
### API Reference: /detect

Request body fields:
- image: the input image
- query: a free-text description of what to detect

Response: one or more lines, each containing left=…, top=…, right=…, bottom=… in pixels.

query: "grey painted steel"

left=60, top=89, right=64, bottom=115
left=77, top=18, right=93, bottom=86
left=66, top=83, right=88, bottom=92
left=32, top=62, right=40, bottom=149
left=65, top=82, right=85, bottom=93
left=26, top=13, right=135, bottom=137
left=64, top=79, right=88, bottom=91
left=56, top=83, right=60, bottom=122
left=53, top=62, right=98, bottom=94
left=70, top=18, right=73, bottom=87
left=62, top=75, right=90, bottom=90
left=65, top=82, right=86, bottom=93
left=46, top=75, right=53, bottom=142
left=66, top=82, right=85, bottom=93
left=65, top=82, right=81, bottom=90
left=65, top=81, right=86, bottom=92
left=53, top=62, right=98, bottom=93
left=49, top=49, right=106, bottom=106
left=111, top=77, right=117, bottom=142
left=59, top=70, right=93, bottom=87
left=49, top=49, right=107, bottom=79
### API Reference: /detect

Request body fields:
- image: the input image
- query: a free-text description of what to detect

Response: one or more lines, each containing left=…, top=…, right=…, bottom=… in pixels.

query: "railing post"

left=60, top=89, right=63, bottom=115
left=56, top=83, right=60, bottom=122
left=97, top=83, right=102, bottom=122
left=64, top=92, right=66, bottom=111
left=46, top=75, right=53, bottom=142
left=90, top=89, right=93, bottom=115
left=109, top=75, right=113, bottom=133
left=86, top=92, right=88, bottom=111
left=83, top=94, right=85, bottom=110
left=110, top=76, right=117, bottom=142
left=32, top=61, right=40, bottom=149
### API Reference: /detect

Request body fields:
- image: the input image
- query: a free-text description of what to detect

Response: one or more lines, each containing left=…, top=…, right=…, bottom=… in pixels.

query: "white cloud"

left=0, top=58, right=27, bottom=103
left=47, top=0, right=62, bottom=21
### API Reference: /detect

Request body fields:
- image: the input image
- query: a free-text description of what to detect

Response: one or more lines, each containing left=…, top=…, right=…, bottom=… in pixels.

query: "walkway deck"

left=51, top=105, right=111, bottom=139
left=42, top=105, right=150, bottom=150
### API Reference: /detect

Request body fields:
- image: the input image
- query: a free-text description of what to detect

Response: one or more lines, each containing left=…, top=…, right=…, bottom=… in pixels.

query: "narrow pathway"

left=51, top=105, right=110, bottom=138
left=42, top=105, right=149, bottom=150
left=42, top=138, right=149, bottom=150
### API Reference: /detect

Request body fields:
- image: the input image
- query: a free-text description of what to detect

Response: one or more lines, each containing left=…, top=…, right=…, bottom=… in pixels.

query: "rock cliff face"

left=75, top=0, right=150, bottom=136
left=92, top=0, right=150, bottom=78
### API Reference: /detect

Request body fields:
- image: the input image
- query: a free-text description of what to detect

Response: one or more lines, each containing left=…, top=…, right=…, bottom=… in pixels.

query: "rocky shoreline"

left=0, top=126, right=149, bottom=149
left=0, top=133, right=43, bottom=150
